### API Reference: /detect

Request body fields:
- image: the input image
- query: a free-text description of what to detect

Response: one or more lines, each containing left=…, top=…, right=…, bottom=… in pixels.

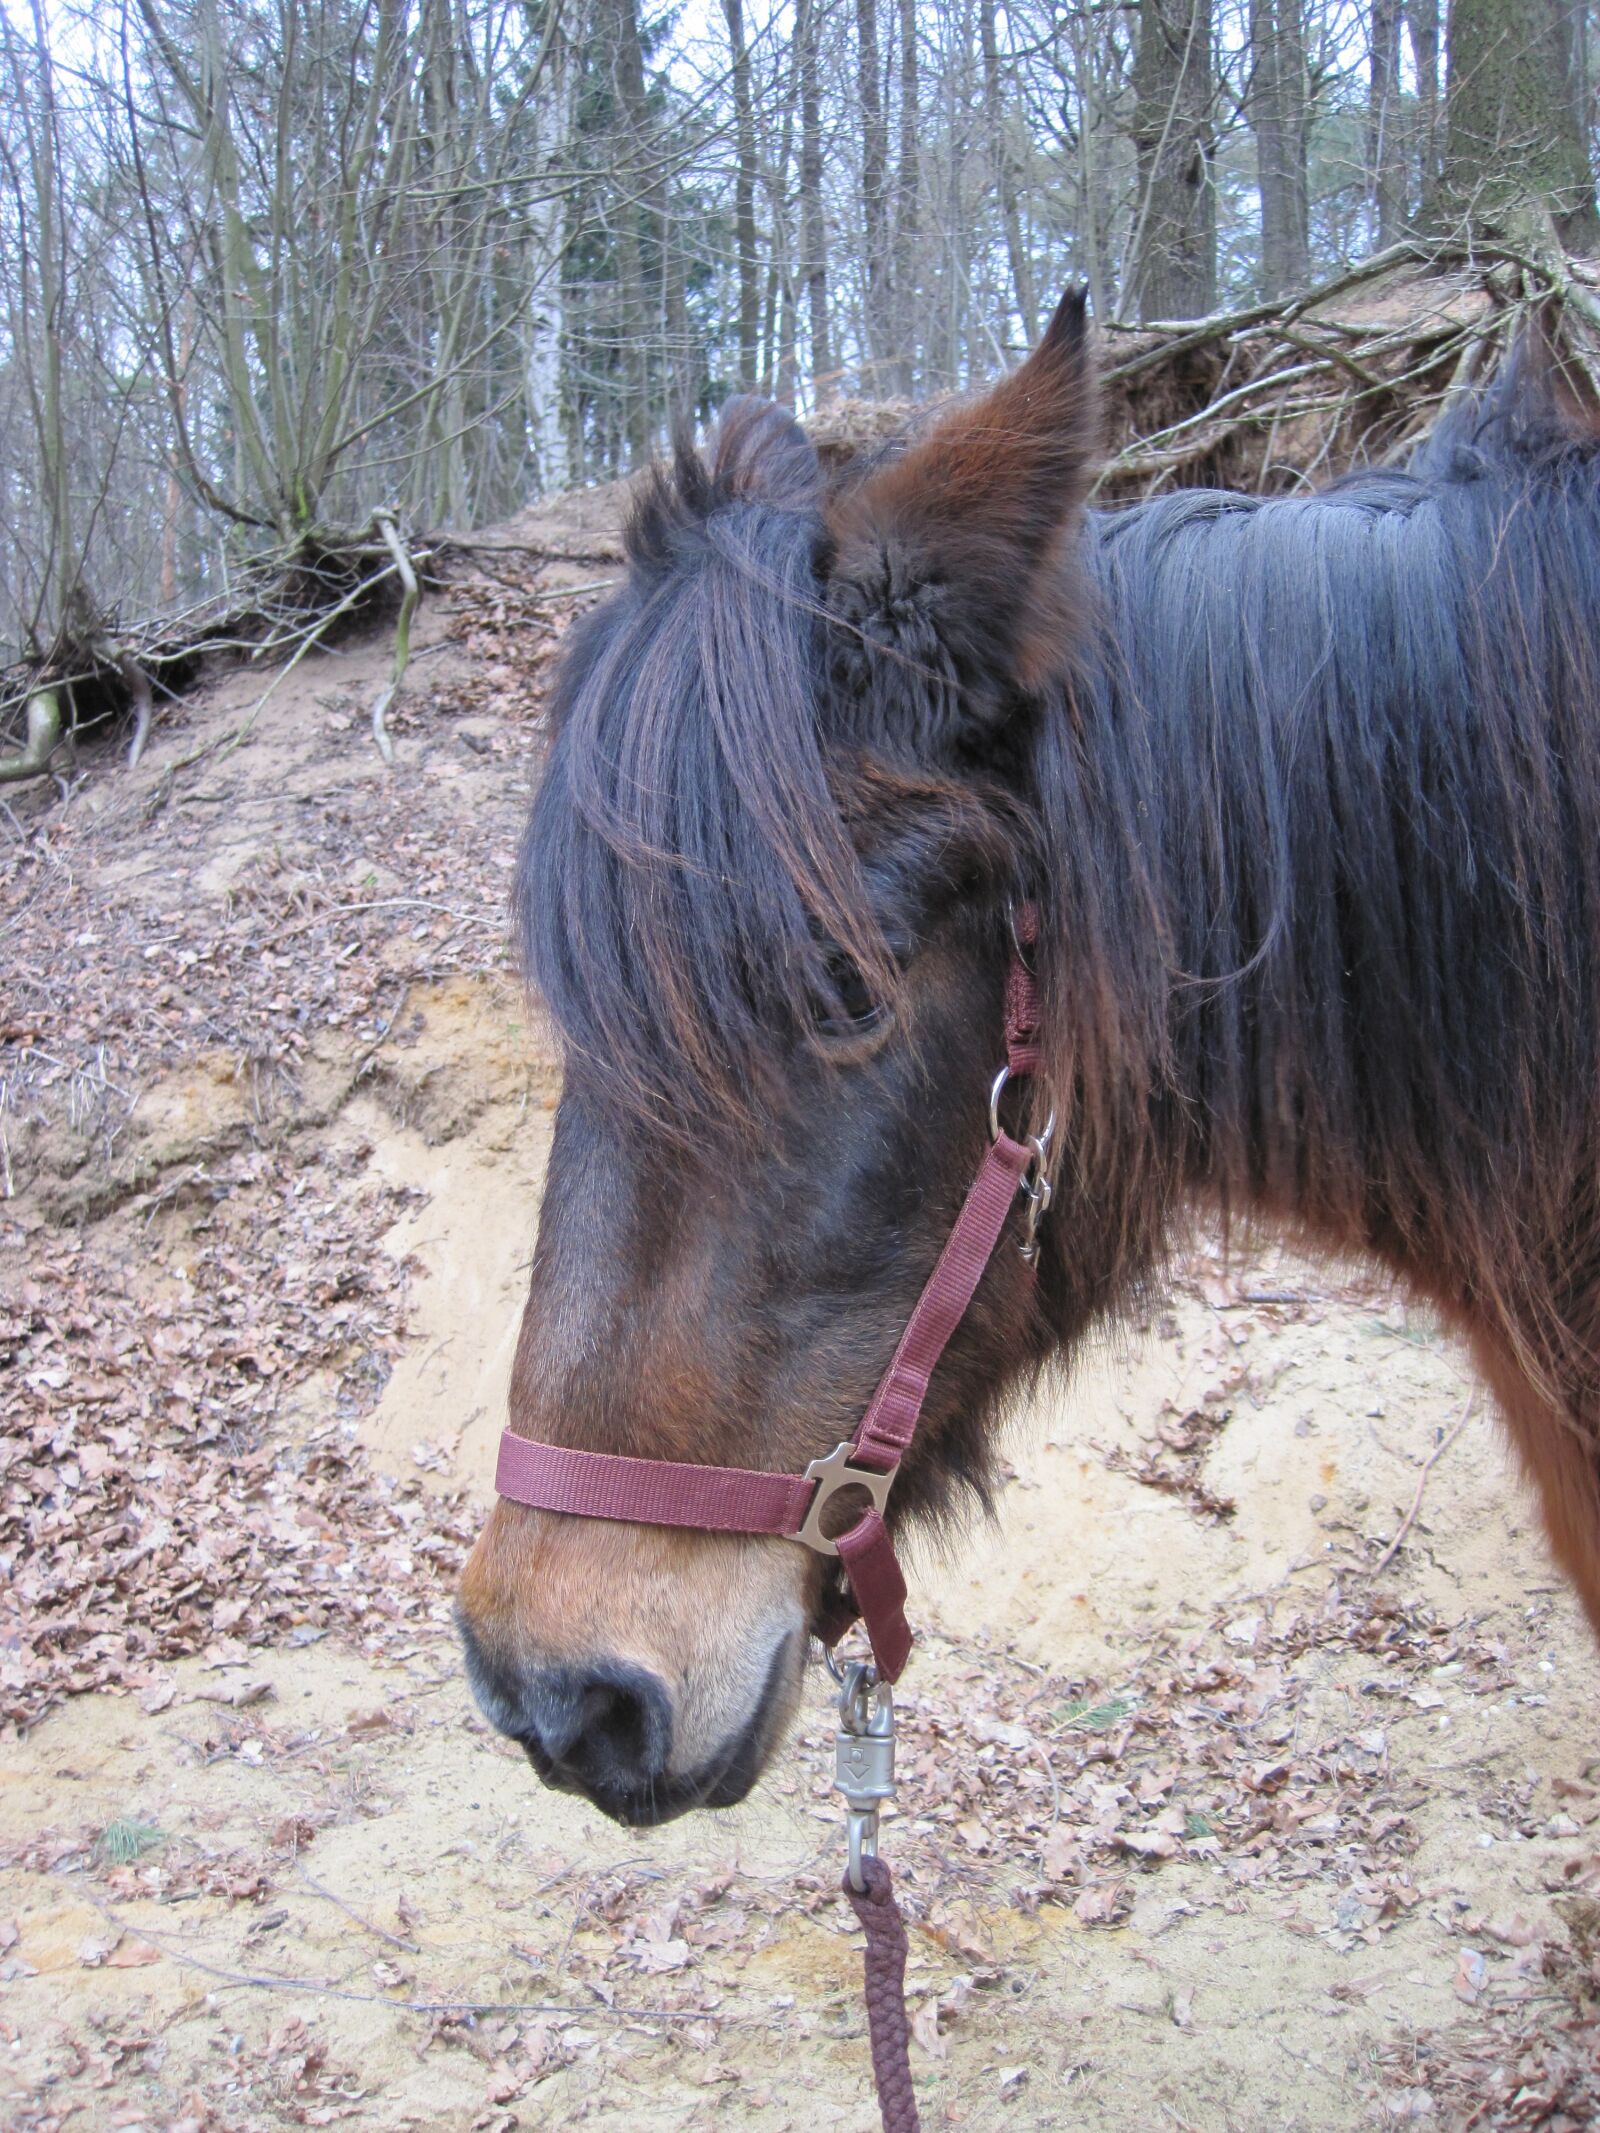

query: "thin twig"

left=293, top=1862, right=419, bottom=1954
left=1370, top=1390, right=1477, bottom=1575
left=256, top=895, right=503, bottom=949
left=83, top=1896, right=730, bottom=2023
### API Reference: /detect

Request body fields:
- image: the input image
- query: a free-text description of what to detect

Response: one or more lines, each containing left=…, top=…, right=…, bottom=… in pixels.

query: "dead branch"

left=1093, top=249, right=1600, bottom=503
left=368, top=509, right=416, bottom=768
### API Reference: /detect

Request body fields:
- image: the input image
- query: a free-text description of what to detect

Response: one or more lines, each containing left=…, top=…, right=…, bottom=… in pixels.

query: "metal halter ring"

left=989, top=1064, right=1057, bottom=1150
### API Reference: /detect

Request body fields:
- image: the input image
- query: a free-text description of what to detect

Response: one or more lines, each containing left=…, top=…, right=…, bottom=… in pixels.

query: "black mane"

left=1037, top=346, right=1600, bottom=1385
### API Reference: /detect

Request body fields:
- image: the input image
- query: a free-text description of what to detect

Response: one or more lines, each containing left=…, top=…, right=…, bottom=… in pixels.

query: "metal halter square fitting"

left=492, top=903, right=1053, bottom=1682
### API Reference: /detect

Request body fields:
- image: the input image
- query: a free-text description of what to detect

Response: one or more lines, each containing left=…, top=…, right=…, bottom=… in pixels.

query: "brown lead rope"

left=833, top=1660, right=921, bottom=2132
left=844, top=1857, right=922, bottom=2133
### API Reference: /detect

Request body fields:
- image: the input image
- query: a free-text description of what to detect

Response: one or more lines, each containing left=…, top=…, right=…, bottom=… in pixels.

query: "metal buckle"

left=795, top=1440, right=894, bottom=1558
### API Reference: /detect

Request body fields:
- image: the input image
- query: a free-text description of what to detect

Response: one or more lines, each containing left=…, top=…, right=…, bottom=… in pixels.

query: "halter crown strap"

left=492, top=904, right=1046, bottom=1683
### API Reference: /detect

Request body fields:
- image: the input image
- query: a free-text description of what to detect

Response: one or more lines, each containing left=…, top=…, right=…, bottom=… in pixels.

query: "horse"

left=458, top=287, right=1600, bottom=1829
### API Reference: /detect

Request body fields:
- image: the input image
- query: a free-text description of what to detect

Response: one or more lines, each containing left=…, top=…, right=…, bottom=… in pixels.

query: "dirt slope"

left=3, top=527, right=1599, bottom=2132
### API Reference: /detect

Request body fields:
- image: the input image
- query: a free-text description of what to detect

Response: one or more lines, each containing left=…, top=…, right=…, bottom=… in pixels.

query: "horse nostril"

left=518, top=1661, right=672, bottom=1796
left=577, top=1674, right=655, bottom=1770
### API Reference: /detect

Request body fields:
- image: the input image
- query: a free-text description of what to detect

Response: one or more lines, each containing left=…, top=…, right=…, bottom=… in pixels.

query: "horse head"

left=457, top=293, right=1097, bottom=1823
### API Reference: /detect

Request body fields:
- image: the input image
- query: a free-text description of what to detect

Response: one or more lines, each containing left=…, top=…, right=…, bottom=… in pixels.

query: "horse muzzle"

left=458, top=1608, right=802, bottom=1823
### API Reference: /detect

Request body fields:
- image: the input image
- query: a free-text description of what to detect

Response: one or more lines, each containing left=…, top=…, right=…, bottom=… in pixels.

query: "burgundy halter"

left=493, top=906, right=1051, bottom=1683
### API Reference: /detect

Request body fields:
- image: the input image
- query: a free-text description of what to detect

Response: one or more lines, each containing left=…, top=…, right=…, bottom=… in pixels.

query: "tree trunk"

left=526, top=18, right=573, bottom=498
left=797, top=0, right=833, bottom=405
left=722, top=0, right=760, bottom=390
left=1439, top=0, right=1600, bottom=249
left=15, top=0, right=77, bottom=644
left=1125, top=0, right=1216, bottom=323
left=889, top=0, right=918, bottom=395
left=1369, top=0, right=1407, bottom=248
left=610, top=0, right=654, bottom=464
left=855, top=0, right=893, bottom=387
left=980, top=0, right=1036, bottom=345
left=1409, top=0, right=1442, bottom=207
left=1250, top=0, right=1309, bottom=298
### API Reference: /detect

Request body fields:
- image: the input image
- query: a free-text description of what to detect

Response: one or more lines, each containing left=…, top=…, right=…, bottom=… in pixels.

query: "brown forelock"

left=826, top=749, right=1028, bottom=940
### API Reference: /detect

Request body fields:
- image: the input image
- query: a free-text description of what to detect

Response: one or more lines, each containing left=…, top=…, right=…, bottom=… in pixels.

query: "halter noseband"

left=493, top=905, right=1050, bottom=1683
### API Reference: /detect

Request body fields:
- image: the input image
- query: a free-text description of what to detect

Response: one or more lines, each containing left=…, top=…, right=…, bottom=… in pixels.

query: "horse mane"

left=1037, top=339, right=1600, bottom=1390
left=515, top=397, right=901, bottom=1141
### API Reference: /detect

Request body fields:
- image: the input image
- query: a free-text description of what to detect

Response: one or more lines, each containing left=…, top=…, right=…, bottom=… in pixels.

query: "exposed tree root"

left=0, top=520, right=439, bottom=787
left=0, top=691, right=63, bottom=783
left=100, top=642, right=155, bottom=767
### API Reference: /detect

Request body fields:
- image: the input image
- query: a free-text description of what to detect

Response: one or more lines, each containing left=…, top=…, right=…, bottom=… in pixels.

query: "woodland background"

left=0, top=0, right=1597, bottom=729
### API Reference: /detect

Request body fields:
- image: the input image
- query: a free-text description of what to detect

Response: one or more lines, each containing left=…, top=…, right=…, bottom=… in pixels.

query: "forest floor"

left=3, top=493, right=1600, bottom=2132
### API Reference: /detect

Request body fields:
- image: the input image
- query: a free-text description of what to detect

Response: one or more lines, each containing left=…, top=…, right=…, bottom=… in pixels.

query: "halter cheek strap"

left=492, top=906, right=1049, bottom=1684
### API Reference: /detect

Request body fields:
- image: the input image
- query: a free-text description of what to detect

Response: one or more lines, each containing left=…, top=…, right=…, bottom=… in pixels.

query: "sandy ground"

left=5, top=539, right=1600, bottom=2132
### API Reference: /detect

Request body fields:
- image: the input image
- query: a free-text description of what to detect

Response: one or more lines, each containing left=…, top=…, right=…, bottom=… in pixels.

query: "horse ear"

left=825, top=288, right=1097, bottom=748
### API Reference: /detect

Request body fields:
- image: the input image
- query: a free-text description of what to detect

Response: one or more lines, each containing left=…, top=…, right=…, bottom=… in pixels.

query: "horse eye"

left=815, top=953, right=893, bottom=1044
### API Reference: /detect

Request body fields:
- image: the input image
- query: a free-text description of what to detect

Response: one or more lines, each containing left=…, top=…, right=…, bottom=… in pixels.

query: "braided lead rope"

left=844, top=1855, right=922, bottom=2133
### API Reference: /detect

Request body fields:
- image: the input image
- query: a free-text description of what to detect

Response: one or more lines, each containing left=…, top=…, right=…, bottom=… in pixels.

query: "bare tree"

left=797, top=0, right=834, bottom=405
left=1125, top=0, right=1217, bottom=322
left=1439, top=0, right=1600, bottom=249
left=980, top=0, right=1037, bottom=345
left=1251, top=0, right=1310, bottom=297
left=1409, top=0, right=1443, bottom=208
left=890, top=0, right=920, bottom=394
left=855, top=0, right=894, bottom=385
left=1369, top=0, right=1407, bottom=248
left=723, top=0, right=761, bottom=390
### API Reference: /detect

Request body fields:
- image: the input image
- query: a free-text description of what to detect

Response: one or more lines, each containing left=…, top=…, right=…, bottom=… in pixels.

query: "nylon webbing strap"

left=850, top=1130, right=1032, bottom=1473
left=495, top=1435, right=816, bottom=1535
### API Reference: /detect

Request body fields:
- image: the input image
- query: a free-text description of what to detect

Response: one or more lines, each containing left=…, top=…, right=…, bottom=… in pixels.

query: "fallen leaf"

left=1118, top=1829, right=1178, bottom=1860
left=911, top=1998, right=947, bottom=2060
left=1042, top=1826, right=1084, bottom=1880
left=1453, top=1947, right=1487, bottom=2004
left=191, top=1678, right=275, bottom=1710
left=1484, top=1913, right=1537, bottom=1949
left=1073, top=1881, right=1125, bottom=1927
